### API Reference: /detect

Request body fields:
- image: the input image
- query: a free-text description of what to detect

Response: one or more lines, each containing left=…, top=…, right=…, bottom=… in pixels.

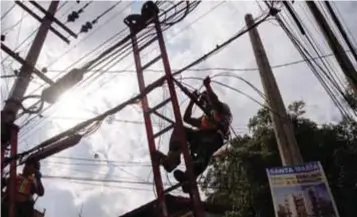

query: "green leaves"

left=202, top=101, right=357, bottom=217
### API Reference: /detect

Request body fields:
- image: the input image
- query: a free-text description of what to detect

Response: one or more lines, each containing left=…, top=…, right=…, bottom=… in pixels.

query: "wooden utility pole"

left=2, top=1, right=60, bottom=118
left=245, top=14, right=303, bottom=166
left=306, top=1, right=357, bottom=94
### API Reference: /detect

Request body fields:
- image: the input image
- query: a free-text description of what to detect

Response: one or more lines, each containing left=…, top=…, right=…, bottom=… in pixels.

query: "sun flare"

left=51, top=90, right=94, bottom=129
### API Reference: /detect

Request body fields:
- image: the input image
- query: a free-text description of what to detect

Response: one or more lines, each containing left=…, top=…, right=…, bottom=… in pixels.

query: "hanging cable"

left=277, top=15, right=355, bottom=120
left=17, top=1, right=202, bottom=136
left=14, top=10, right=273, bottom=163
left=1, top=2, right=16, bottom=20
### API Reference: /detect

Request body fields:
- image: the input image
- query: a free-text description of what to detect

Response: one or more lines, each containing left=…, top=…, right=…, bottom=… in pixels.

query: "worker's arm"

left=34, top=171, right=44, bottom=196
left=203, top=76, right=223, bottom=112
left=183, top=96, right=201, bottom=128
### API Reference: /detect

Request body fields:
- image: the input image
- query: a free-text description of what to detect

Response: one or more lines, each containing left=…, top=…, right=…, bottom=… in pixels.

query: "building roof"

left=119, top=194, right=231, bottom=217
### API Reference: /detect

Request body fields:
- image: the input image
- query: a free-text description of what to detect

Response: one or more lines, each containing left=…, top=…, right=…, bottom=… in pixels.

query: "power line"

left=278, top=4, right=356, bottom=117
left=49, top=155, right=149, bottom=163
left=276, top=14, right=354, bottom=120
left=17, top=1, right=210, bottom=139
left=1, top=2, right=16, bottom=20
left=14, top=11, right=272, bottom=163
left=1, top=1, right=73, bottom=64
left=50, top=179, right=154, bottom=192
left=331, top=2, right=357, bottom=48
left=14, top=2, right=136, bottom=127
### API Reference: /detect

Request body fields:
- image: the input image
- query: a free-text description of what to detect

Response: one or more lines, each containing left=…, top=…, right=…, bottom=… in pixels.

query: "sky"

left=1, top=1, right=357, bottom=217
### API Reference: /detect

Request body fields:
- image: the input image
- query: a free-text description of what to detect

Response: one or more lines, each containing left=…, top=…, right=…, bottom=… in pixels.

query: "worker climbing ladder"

left=124, top=2, right=204, bottom=217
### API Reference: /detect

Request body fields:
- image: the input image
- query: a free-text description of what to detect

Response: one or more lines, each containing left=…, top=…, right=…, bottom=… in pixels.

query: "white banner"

left=266, top=161, right=339, bottom=217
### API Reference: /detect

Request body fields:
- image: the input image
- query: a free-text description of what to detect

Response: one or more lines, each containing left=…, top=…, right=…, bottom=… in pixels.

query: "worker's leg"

left=155, top=125, right=196, bottom=173
left=173, top=132, right=223, bottom=192
left=14, top=200, right=35, bottom=217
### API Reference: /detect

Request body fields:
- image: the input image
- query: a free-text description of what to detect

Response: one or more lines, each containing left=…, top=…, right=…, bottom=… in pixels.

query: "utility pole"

left=2, top=1, right=60, bottom=119
left=245, top=14, right=303, bottom=166
left=306, top=1, right=357, bottom=94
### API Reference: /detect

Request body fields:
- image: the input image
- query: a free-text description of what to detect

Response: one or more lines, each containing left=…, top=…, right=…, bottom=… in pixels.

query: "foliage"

left=202, top=101, right=357, bottom=217
left=345, top=87, right=357, bottom=111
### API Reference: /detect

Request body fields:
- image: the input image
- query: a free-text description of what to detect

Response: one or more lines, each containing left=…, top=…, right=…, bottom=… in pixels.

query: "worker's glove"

left=203, top=76, right=211, bottom=87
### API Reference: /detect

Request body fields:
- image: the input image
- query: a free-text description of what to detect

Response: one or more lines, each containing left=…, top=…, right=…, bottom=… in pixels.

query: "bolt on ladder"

left=124, top=6, right=204, bottom=217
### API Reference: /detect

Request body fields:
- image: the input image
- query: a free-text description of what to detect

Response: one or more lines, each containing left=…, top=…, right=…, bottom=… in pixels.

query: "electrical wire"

left=181, top=76, right=268, bottom=116
left=29, top=50, right=352, bottom=76
left=14, top=2, right=138, bottom=126
left=17, top=1, right=203, bottom=139
left=296, top=3, right=346, bottom=89
left=13, top=11, right=273, bottom=163
left=276, top=14, right=355, bottom=119
left=331, top=2, right=357, bottom=48
left=17, top=0, right=206, bottom=122
left=278, top=3, right=356, bottom=117
left=1, top=2, right=16, bottom=20
left=1, top=0, right=75, bottom=65
left=2, top=10, right=27, bottom=35
left=18, top=29, right=154, bottom=138
left=48, top=156, right=152, bottom=165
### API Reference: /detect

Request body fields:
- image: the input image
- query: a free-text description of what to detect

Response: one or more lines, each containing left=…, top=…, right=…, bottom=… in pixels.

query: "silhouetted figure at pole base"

left=1, top=160, right=45, bottom=217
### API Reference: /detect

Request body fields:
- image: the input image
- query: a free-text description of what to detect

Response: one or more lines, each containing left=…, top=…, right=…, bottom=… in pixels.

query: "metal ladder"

left=124, top=3, right=204, bottom=217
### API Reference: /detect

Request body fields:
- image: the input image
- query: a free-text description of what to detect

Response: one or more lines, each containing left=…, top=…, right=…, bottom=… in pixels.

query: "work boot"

left=173, top=170, right=190, bottom=193
left=153, top=150, right=180, bottom=173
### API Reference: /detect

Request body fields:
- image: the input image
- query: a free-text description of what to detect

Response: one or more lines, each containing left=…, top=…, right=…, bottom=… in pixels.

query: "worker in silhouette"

left=1, top=159, right=45, bottom=217
left=155, top=76, right=232, bottom=192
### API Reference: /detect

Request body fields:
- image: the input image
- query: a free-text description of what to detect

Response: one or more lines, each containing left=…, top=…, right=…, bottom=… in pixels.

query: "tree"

left=202, top=101, right=357, bottom=217
left=345, top=86, right=357, bottom=111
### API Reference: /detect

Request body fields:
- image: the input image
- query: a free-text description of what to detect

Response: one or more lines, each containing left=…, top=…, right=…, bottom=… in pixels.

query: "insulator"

left=1, top=34, right=5, bottom=42
left=67, top=11, right=79, bottom=22
left=86, top=22, right=93, bottom=29
left=80, top=22, right=93, bottom=33
left=80, top=25, right=87, bottom=33
left=41, top=67, right=47, bottom=73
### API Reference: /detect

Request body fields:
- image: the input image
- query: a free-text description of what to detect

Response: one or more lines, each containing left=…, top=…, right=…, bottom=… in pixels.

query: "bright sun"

left=52, top=90, right=93, bottom=129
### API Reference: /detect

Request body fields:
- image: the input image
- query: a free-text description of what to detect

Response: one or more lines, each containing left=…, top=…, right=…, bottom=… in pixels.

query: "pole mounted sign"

left=266, top=162, right=340, bottom=217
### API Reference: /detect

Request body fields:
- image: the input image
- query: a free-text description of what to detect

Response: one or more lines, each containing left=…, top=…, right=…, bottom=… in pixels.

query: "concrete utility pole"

left=306, top=1, right=357, bottom=94
left=2, top=1, right=60, bottom=119
left=245, top=14, right=303, bottom=166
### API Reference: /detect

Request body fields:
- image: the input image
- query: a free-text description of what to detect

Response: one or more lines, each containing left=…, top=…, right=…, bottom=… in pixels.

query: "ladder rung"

left=164, top=182, right=183, bottom=194
left=138, top=36, right=158, bottom=52
left=152, top=111, right=175, bottom=124
left=153, top=124, right=174, bottom=138
left=148, top=98, right=171, bottom=114
left=142, top=55, right=161, bottom=71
